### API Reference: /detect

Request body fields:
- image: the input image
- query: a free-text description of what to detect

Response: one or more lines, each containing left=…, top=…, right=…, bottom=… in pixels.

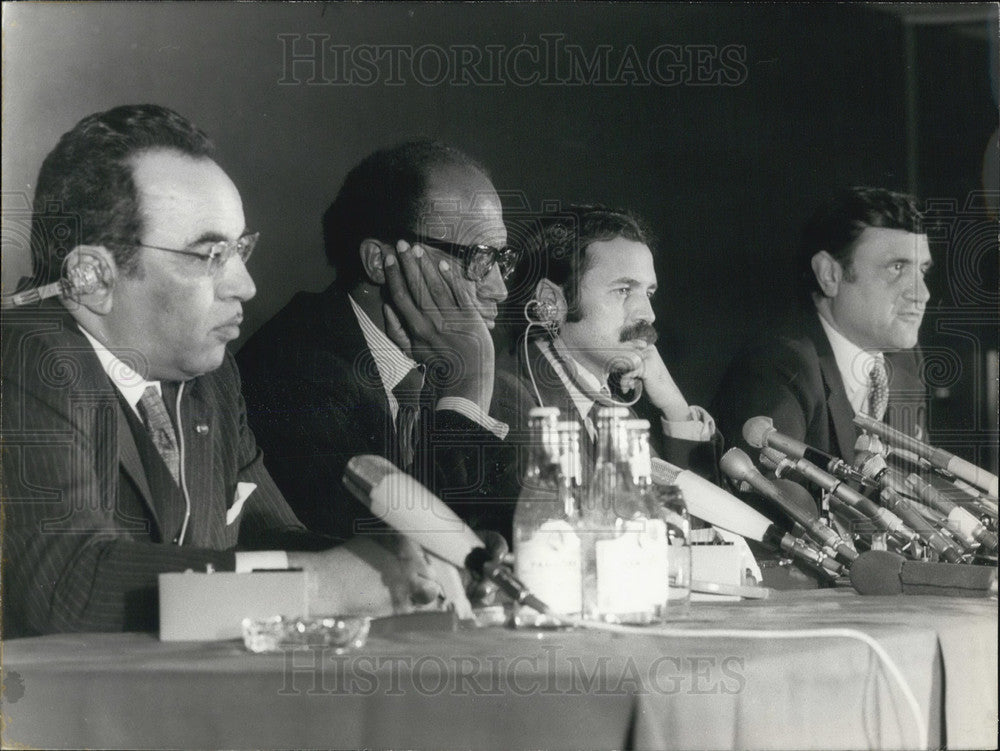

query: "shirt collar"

left=348, top=293, right=421, bottom=415
left=816, top=310, right=884, bottom=415
left=78, top=326, right=161, bottom=416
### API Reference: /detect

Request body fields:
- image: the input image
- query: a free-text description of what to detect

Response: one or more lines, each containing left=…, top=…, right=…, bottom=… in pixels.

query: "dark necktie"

left=138, top=384, right=181, bottom=484
left=393, top=366, right=425, bottom=472
left=867, top=358, right=889, bottom=422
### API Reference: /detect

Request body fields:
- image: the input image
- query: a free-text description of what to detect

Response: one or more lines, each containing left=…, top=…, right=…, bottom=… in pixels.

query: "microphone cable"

left=544, top=620, right=928, bottom=750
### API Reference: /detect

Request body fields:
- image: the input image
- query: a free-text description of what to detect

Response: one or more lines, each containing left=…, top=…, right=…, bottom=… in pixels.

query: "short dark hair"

left=321, top=139, right=489, bottom=287
left=798, top=186, right=924, bottom=301
left=507, top=204, right=651, bottom=326
left=29, top=104, right=215, bottom=285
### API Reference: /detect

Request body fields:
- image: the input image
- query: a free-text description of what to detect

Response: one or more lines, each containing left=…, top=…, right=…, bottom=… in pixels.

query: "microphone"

left=759, top=447, right=917, bottom=543
left=854, top=413, right=1000, bottom=497
left=651, top=457, right=842, bottom=577
left=852, top=449, right=973, bottom=560
left=651, top=456, right=773, bottom=541
left=343, top=455, right=552, bottom=615
left=876, top=487, right=964, bottom=563
left=905, top=474, right=998, bottom=553
left=861, top=432, right=1000, bottom=521
left=850, top=550, right=998, bottom=597
left=720, top=448, right=858, bottom=566
left=743, top=416, right=870, bottom=487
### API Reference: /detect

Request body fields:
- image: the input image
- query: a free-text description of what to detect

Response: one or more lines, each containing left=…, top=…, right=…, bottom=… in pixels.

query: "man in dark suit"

left=1, top=106, right=467, bottom=637
left=712, top=186, right=930, bottom=469
left=238, top=141, right=516, bottom=541
left=493, top=205, right=719, bottom=477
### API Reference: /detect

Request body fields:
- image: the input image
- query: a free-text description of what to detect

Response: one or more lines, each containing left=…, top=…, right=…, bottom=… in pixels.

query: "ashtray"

left=242, top=614, right=371, bottom=653
left=508, top=609, right=575, bottom=630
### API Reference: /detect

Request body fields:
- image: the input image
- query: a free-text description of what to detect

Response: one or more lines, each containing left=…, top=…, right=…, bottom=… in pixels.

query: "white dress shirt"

left=348, top=294, right=508, bottom=439
left=817, top=313, right=885, bottom=417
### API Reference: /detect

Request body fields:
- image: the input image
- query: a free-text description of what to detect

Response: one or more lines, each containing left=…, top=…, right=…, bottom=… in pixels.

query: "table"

left=1, top=590, right=996, bottom=750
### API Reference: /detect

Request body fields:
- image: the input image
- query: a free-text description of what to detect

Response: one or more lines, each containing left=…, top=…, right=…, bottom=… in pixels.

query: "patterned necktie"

left=392, top=366, right=425, bottom=472
left=867, top=358, right=889, bottom=422
left=138, top=384, right=181, bottom=484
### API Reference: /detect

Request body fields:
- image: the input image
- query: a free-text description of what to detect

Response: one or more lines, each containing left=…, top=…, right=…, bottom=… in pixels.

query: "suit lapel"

left=519, top=339, right=598, bottom=468
left=321, top=284, right=396, bottom=441
left=807, top=314, right=858, bottom=462
left=36, top=306, right=167, bottom=539
left=820, top=352, right=858, bottom=462
left=119, top=398, right=194, bottom=542
left=116, top=399, right=165, bottom=539
left=176, top=379, right=219, bottom=547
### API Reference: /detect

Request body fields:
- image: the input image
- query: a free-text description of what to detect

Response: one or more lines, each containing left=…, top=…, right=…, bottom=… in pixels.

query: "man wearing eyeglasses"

left=238, top=140, right=519, bottom=541
left=1, top=106, right=470, bottom=637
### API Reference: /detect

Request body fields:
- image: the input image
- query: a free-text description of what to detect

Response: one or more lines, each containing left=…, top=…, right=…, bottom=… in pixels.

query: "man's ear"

left=533, top=278, right=567, bottom=324
left=811, top=250, right=843, bottom=298
left=63, top=245, right=117, bottom=314
left=359, top=239, right=388, bottom=284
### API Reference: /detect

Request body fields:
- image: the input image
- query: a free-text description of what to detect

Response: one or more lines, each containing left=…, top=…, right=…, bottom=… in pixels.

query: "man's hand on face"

left=618, top=343, right=691, bottom=422
left=288, top=534, right=472, bottom=619
left=380, top=240, right=495, bottom=412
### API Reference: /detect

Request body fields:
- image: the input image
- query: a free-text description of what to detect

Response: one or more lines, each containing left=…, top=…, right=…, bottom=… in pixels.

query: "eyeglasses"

left=135, top=232, right=260, bottom=276
left=407, top=233, right=521, bottom=283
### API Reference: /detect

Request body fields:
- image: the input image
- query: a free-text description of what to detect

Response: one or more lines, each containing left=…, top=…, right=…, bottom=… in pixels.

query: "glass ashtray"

left=508, top=609, right=575, bottom=630
left=242, top=614, right=371, bottom=654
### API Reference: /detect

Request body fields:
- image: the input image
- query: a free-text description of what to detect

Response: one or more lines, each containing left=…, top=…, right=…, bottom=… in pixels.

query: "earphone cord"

left=523, top=320, right=548, bottom=408
left=521, top=300, right=642, bottom=411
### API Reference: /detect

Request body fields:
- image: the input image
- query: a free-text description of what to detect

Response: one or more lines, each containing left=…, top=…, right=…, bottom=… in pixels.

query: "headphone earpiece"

left=1, top=245, right=114, bottom=309
left=62, top=248, right=113, bottom=300
left=525, top=298, right=559, bottom=326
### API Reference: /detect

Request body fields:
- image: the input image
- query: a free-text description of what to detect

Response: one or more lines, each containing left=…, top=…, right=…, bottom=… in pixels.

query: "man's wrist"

left=439, top=373, right=494, bottom=413
left=657, top=398, right=692, bottom=422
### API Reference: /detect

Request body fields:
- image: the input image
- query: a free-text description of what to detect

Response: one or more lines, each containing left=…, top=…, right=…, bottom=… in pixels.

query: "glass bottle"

left=513, top=407, right=583, bottom=617
left=581, top=408, right=669, bottom=624
left=625, top=418, right=692, bottom=614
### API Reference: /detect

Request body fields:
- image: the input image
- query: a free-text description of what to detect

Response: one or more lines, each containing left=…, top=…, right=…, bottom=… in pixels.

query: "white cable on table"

left=563, top=621, right=928, bottom=750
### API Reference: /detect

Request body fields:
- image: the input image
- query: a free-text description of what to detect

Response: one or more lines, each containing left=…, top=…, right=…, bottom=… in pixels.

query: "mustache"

left=619, top=321, right=658, bottom=345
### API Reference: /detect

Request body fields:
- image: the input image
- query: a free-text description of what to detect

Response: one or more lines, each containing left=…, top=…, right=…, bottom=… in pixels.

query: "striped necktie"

left=138, top=384, right=181, bottom=484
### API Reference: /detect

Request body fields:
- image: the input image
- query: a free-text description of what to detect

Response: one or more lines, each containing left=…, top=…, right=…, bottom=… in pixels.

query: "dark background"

left=3, top=2, right=997, bottom=469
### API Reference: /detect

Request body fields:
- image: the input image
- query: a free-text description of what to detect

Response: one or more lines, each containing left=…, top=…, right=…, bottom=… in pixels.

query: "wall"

left=3, top=2, right=996, bottom=461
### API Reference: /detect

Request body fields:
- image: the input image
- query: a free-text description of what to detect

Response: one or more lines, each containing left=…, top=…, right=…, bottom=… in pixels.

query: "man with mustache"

left=495, top=205, right=717, bottom=473
left=1, top=106, right=469, bottom=637
left=712, top=186, right=931, bottom=469
left=238, top=140, right=516, bottom=541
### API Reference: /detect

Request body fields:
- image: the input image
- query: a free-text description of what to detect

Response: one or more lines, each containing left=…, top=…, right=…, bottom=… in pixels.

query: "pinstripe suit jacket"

left=1, top=302, right=322, bottom=637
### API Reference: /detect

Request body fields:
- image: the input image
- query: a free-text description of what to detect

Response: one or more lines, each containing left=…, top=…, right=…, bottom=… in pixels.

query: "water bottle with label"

left=513, top=408, right=583, bottom=617
left=581, top=408, right=670, bottom=624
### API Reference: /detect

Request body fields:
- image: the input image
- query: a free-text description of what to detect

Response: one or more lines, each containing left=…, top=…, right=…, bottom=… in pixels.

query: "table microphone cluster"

left=342, top=411, right=999, bottom=607
left=732, top=416, right=999, bottom=597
